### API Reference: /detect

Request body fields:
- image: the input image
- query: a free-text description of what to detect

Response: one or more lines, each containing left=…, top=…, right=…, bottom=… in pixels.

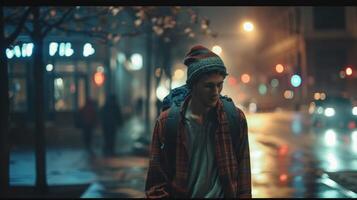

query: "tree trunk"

left=145, top=28, right=152, bottom=135
left=0, top=7, right=10, bottom=197
left=32, top=7, right=48, bottom=193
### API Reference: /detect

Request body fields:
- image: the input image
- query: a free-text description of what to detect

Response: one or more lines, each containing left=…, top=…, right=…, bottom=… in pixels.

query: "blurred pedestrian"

left=136, top=96, right=144, bottom=118
left=100, top=94, right=123, bottom=156
left=78, top=97, right=98, bottom=155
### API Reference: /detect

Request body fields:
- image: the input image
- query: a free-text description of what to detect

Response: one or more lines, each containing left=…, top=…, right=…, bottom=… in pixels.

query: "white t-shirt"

left=184, top=107, right=224, bottom=198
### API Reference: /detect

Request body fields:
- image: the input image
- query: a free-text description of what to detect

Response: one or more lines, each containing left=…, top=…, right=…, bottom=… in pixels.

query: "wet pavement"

left=246, top=110, right=357, bottom=198
left=10, top=116, right=149, bottom=198
left=9, top=111, right=357, bottom=198
left=81, top=156, right=148, bottom=198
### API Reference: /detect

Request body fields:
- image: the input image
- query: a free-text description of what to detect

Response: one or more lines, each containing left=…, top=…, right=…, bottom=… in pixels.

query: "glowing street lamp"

left=212, top=45, right=222, bottom=55
left=243, top=21, right=254, bottom=32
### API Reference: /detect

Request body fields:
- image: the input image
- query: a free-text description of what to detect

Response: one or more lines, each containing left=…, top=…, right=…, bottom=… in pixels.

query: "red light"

left=279, top=174, right=288, bottom=182
left=228, top=76, right=237, bottom=86
left=70, top=84, right=76, bottom=93
left=348, top=121, right=356, bottom=130
left=94, top=72, right=105, bottom=86
left=279, top=145, right=289, bottom=156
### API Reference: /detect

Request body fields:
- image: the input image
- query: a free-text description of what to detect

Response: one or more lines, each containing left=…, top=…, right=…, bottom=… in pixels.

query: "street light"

left=346, top=66, right=353, bottom=76
left=243, top=21, right=254, bottom=32
left=212, top=45, right=222, bottom=55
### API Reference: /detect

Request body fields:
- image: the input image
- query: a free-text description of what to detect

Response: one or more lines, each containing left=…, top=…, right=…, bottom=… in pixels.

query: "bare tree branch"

left=4, top=7, right=26, bottom=21
left=54, top=23, right=142, bottom=44
left=5, top=7, right=31, bottom=47
left=55, top=25, right=108, bottom=39
left=70, top=8, right=111, bottom=22
left=22, top=23, right=33, bottom=38
left=42, top=8, right=74, bottom=36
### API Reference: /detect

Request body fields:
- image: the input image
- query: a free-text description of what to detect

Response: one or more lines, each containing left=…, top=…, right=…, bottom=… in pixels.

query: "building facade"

left=7, top=34, right=138, bottom=126
left=252, top=6, right=357, bottom=110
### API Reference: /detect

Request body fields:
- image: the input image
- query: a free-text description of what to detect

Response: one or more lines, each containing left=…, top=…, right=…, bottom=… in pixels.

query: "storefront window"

left=11, top=62, right=26, bottom=73
left=77, top=61, right=88, bottom=73
left=54, top=63, right=75, bottom=72
left=9, top=78, right=27, bottom=112
left=54, top=76, right=75, bottom=111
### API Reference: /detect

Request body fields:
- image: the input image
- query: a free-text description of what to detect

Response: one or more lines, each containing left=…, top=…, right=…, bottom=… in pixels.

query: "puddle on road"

left=252, top=134, right=350, bottom=198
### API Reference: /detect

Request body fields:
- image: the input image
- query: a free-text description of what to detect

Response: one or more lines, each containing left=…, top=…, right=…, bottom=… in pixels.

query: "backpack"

left=161, top=84, right=242, bottom=180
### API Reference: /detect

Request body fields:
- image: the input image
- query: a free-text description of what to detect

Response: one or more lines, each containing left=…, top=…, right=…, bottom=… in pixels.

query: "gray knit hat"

left=184, top=45, right=228, bottom=87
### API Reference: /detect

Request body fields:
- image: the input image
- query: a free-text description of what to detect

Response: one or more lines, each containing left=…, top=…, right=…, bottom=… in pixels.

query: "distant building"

left=252, top=6, right=357, bottom=109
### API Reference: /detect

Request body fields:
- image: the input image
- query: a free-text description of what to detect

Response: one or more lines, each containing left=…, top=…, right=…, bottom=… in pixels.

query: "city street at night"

left=2, top=5, right=357, bottom=198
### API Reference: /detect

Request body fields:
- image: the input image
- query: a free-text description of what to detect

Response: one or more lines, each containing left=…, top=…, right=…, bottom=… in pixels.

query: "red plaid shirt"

left=145, top=96, right=251, bottom=198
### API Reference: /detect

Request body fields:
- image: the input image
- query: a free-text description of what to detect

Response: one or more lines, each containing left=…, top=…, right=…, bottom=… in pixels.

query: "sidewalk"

left=324, top=171, right=357, bottom=198
left=9, top=116, right=150, bottom=198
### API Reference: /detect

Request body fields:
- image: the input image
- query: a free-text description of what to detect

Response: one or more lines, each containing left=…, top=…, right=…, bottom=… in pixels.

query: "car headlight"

left=324, top=107, right=335, bottom=117
left=353, top=107, right=357, bottom=116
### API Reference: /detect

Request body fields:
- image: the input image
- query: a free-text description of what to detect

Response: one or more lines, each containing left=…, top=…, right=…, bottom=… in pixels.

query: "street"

left=246, top=110, right=357, bottom=198
left=9, top=110, right=357, bottom=198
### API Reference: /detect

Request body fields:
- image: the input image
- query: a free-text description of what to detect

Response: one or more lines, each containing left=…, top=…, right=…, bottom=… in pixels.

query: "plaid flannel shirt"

left=145, top=96, right=251, bottom=198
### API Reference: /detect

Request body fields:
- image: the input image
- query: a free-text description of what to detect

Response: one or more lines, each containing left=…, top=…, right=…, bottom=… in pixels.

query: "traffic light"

left=290, top=74, right=302, bottom=87
left=93, top=71, right=105, bottom=86
left=275, top=64, right=284, bottom=73
left=241, top=73, right=251, bottom=83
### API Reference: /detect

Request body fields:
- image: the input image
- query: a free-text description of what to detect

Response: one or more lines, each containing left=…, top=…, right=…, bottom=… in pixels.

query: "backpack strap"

left=221, top=97, right=241, bottom=156
left=164, top=101, right=181, bottom=181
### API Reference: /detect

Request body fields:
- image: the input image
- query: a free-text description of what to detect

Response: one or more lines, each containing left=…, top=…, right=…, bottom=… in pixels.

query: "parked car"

left=309, top=96, right=357, bottom=129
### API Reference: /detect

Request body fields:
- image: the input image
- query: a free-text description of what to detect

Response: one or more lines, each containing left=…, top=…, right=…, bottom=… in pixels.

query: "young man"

left=145, top=45, right=251, bottom=198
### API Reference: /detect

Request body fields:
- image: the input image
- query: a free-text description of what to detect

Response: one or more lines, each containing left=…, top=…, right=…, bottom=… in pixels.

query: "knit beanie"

left=184, top=45, right=228, bottom=87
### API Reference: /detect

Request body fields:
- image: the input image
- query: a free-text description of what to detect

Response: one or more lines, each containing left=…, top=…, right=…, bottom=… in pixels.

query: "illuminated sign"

left=6, top=42, right=95, bottom=59
left=6, top=43, right=34, bottom=58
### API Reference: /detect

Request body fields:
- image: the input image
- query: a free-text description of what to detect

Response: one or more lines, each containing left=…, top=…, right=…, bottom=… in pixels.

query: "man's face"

left=191, top=72, right=225, bottom=108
